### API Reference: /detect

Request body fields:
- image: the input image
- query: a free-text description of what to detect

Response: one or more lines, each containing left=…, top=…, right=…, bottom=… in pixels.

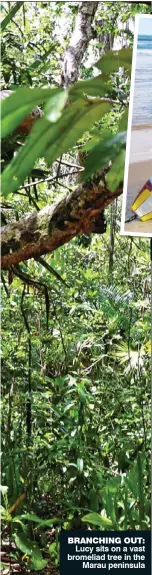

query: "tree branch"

left=1, top=182, right=122, bottom=269
left=61, top=1, right=98, bottom=86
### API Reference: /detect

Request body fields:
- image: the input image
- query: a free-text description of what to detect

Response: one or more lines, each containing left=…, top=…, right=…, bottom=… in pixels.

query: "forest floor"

left=1, top=494, right=61, bottom=574
left=1, top=549, right=59, bottom=575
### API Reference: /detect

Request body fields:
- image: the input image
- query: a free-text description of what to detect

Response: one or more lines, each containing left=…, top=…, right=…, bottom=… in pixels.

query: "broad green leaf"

left=63, top=402, right=75, bottom=413
left=1, top=87, right=60, bottom=138
left=21, top=513, right=43, bottom=523
left=82, top=130, right=124, bottom=181
left=14, top=532, right=39, bottom=556
left=45, top=99, right=112, bottom=164
left=103, top=491, right=118, bottom=527
left=96, top=47, right=132, bottom=75
left=2, top=99, right=112, bottom=196
left=28, top=557, right=48, bottom=571
left=44, top=89, right=68, bottom=122
left=104, top=476, right=121, bottom=493
left=1, top=117, right=57, bottom=196
left=28, top=47, right=54, bottom=72
left=124, top=477, right=138, bottom=499
left=119, top=108, right=128, bottom=132
left=70, top=74, right=113, bottom=97
left=77, top=458, right=84, bottom=472
left=82, top=512, right=113, bottom=527
left=137, top=455, right=145, bottom=527
left=88, top=488, right=99, bottom=512
left=78, top=387, right=88, bottom=405
left=49, top=542, right=56, bottom=555
left=106, top=149, right=125, bottom=192
left=124, top=467, right=138, bottom=499
left=12, top=518, right=25, bottom=529
left=38, top=517, right=62, bottom=527
left=80, top=136, right=100, bottom=153
left=1, top=2, right=24, bottom=31
left=14, top=530, right=48, bottom=569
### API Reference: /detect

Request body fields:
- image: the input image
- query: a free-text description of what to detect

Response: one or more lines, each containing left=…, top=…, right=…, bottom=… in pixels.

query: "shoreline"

left=127, top=159, right=152, bottom=185
left=132, top=123, right=152, bottom=131
left=128, top=127, right=152, bottom=164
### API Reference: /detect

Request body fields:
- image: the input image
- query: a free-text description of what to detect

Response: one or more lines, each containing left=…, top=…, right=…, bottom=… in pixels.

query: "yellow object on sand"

left=131, top=177, right=152, bottom=221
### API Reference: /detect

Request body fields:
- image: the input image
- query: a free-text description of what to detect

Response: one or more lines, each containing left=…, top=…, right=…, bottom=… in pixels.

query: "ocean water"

left=132, top=34, right=152, bottom=126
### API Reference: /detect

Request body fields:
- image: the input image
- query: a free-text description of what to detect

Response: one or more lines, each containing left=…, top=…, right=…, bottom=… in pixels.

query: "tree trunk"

left=1, top=0, right=125, bottom=271
left=61, top=1, right=98, bottom=86
left=1, top=182, right=122, bottom=269
left=108, top=199, right=117, bottom=280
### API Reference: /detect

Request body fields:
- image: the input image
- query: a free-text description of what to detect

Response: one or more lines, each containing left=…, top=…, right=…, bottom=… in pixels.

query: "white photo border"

left=120, top=13, right=152, bottom=239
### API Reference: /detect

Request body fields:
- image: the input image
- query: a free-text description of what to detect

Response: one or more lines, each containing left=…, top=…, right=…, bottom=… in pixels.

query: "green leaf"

left=106, top=149, right=125, bottom=192
left=82, top=130, right=124, bottom=181
left=104, top=476, right=121, bottom=493
left=78, top=387, right=88, bottom=405
left=88, top=488, right=99, bottom=512
left=28, top=47, right=54, bottom=72
left=124, top=469, right=138, bottom=499
left=63, top=402, right=75, bottom=413
left=1, top=2, right=24, bottom=31
left=1, top=87, right=60, bottom=138
left=119, top=109, right=128, bottom=132
left=20, top=513, right=43, bottom=523
left=14, top=532, right=39, bottom=556
left=103, top=491, right=118, bottom=528
left=2, top=98, right=112, bottom=196
left=38, top=517, right=62, bottom=527
left=28, top=556, right=48, bottom=571
left=44, top=89, right=69, bottom=122
left=45, top=99, right=112, bottom=164
left=77, top=458, right=84, bottom=472
left=82, top=512, right=113, bottom=527
left=96, top=48, right=132, bottom=75
left=14, top=531, right=48, bottom=570
left=137, top=454, right=145, bottom=528
left=12, top=518, right=26, bottom=529
left=70, top=75, right=113, bottom=97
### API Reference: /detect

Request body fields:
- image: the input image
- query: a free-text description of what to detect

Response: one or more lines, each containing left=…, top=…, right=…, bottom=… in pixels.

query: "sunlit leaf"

left=14, top=532, right=39, bottom=556
left=82, top=512, right=113, bottom=527
left=70, top=74, right=113, bottom=97
left=2, top=98, right=111, bottom=196
left=44, top=89, right=68, bottom=122
left=106, top=149, right=125, bottom=192
left=1, top=2, right=24, bottom=31
left=28, top=557, right=48, bottom=571
left=96, top=47, right=132, bottom=75
left=82, top=130, right=125, bottom=182
left=77, top=458, right=84, bottom=472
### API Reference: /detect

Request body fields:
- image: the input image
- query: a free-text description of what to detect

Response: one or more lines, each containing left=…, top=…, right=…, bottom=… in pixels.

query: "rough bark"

left=2, top=0, right=124, bottom=271
left=1, top=182, right=122, bottom=269
left=61, top=1, right=98, bottom=86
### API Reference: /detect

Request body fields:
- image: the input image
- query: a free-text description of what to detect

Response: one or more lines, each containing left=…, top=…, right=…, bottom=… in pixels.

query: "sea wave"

left=137, top=49, right=152, bottom=55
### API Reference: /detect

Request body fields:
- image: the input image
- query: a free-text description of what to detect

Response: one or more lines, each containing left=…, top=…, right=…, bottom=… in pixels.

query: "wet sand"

left=124, top=126, right=152, bottom=236
left=129, top=126, right=152, bottom=163
left=132, top=123, right=152, bottom=131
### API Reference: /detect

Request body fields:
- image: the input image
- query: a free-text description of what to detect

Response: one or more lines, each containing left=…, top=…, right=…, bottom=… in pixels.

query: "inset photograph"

left=121, top=14, right=152, bottom=237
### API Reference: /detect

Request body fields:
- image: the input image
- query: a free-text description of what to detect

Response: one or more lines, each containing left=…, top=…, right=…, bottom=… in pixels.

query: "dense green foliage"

left=1, top=2, right=151, bottom=573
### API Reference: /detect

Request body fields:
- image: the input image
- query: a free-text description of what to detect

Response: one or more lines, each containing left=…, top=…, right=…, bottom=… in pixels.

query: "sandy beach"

left=124, top=126, right=152, bottom=236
